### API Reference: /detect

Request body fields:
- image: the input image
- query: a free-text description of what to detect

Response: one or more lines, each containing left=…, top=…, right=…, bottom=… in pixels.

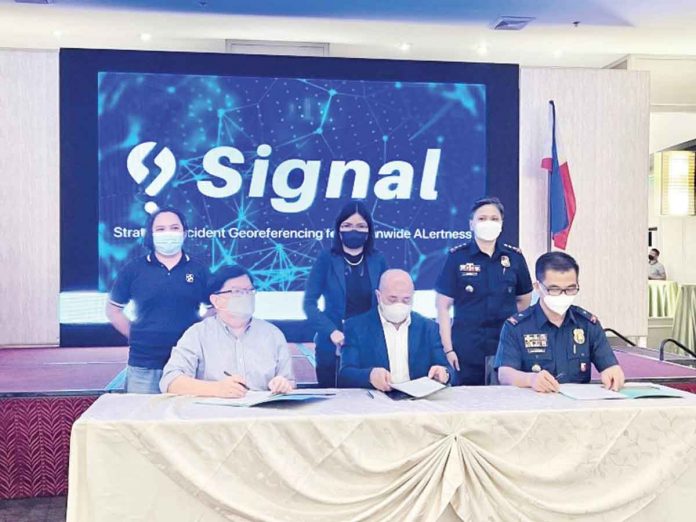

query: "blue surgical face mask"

left=341, top=231, right=368, bottom=249
left=152, top=231, right=184, bottom=256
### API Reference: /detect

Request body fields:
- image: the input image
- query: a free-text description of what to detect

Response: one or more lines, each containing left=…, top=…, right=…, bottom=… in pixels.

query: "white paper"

left=195, top=390, right=334, bottom=407
left=196, top=391, right=274, bottom=407
left=558, top=384, right=625, bottom=401
left=391, top=377, right=446, bottom=399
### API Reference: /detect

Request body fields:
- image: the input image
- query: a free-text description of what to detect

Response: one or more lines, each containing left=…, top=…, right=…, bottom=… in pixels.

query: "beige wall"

left=0, top=49, right=59, bottom=346
left=0, top=52, right=651, bottom=344
left=519, top=67, right=650, bottom=337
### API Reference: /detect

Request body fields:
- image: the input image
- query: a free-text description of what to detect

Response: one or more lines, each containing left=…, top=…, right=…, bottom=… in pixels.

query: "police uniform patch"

left=573, top=328, right=585, bottom=344
left=523, top=334, right=548, bottom=353
left=501, top=255, right=511, bottom=268
left=459, top=263, right=481, bottom=276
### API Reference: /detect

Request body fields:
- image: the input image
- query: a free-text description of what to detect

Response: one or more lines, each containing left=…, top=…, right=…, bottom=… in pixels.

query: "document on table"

left=559, top=383, right=684, bottom=400
left=195, top=390, right=334, bottom=407
left=559, top=384, right=624, bottom=400
left=390, top=377, right=446, bottom=399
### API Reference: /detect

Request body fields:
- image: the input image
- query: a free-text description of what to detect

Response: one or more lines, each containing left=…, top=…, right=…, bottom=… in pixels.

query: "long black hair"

left=143, top=207, right=188, bottom=251
left=330, top=201, right=376, bottom=255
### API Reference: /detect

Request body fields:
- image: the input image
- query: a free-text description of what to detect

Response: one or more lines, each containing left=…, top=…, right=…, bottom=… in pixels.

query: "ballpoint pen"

left=224, top=370, right=250, bottom=390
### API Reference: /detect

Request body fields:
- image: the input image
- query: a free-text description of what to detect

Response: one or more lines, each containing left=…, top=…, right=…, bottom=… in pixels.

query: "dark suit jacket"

left=303, top=248, right=387, bottom=350
left=338, top=308, right=453, bottom=388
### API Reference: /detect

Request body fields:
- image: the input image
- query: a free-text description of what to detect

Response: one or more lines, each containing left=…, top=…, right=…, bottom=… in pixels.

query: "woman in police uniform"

left=105, top=207, right=209, bottom=394
left=435, top=197, right=533, bottom=385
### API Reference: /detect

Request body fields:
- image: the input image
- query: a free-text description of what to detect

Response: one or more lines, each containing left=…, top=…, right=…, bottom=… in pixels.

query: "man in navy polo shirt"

left=106, top=208, right=209, bottom=394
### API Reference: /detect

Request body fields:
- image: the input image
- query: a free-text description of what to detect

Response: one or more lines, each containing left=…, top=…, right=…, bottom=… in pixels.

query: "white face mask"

left=379, top=301, right=412, bottom=324
left=224, top=294, right=255, bottom=321
left=543, top=294, right=576, bottom=316
left=152, top=231, right=184, bottom=256
left=473, top=220, right=502, bottom=242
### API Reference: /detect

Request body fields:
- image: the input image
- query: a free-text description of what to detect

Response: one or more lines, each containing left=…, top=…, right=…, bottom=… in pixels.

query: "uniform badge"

left=531, top=364, right=541, bottom=373
left=580, top=362, right=588, bottom=372
left=185, top=273, right=194, bottom=283
left=501, top=255, right=510, bottom=268
left=465, top=285, right=474, bottom=293
left=573, top=328, right=585, bottom=344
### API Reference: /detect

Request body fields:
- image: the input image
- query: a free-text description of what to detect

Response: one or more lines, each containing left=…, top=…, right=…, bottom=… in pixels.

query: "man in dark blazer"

left=339, top=269, right=453, bottom=390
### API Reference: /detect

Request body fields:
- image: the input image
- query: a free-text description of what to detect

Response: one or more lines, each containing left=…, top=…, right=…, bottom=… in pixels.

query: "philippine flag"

left=541, top=101, right=576, bottom=250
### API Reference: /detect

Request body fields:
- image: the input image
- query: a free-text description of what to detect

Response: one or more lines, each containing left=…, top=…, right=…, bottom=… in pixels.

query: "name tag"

left=524, top=334, right=548, bottom=353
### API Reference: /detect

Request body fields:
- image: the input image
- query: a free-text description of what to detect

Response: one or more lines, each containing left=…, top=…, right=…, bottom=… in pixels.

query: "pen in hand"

left=224, top=371, right=250, bottom=390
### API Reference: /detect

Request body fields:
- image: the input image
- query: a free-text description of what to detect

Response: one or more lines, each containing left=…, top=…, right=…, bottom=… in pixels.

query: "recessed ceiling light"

left=476, top=43, right=488, bottom=56
left=491, top=16, right=535, bottom=31
left=398, top=42, right=412, bottom=52
left=140, top=33, right=152, bottom=42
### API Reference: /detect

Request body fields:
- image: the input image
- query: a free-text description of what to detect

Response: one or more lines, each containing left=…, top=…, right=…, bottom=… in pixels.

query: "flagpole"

left=547, top=100, right=554, bottom=253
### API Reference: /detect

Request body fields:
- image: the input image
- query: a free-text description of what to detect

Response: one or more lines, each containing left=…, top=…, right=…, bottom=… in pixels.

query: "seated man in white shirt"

left=338, top=269, right=453, bottom=390
left=160, top=265, right=295, bottom=397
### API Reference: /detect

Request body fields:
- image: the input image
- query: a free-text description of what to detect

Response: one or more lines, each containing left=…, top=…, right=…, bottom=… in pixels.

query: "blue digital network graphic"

left=98, top=72, right=487, bottom=291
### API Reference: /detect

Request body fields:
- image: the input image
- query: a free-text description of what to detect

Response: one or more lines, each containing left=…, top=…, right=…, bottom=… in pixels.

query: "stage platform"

left=1, top=344, right=695, bottom=500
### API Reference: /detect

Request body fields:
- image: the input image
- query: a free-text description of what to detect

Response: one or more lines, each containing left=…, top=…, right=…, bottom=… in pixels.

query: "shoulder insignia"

left=506, top=309, right=532, bottom=326
left=449, top=242, right=470, bottom=254
left=503, top=243, right=523, bottom=254
left=573, top=306, right=598, bottom=324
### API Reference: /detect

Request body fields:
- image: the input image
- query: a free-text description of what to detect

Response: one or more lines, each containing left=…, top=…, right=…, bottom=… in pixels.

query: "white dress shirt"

left=378, top=310, right=411, bottom=384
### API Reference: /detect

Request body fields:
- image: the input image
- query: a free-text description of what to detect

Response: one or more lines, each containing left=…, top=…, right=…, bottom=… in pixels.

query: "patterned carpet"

left=0, top=495, right=66, bottom=522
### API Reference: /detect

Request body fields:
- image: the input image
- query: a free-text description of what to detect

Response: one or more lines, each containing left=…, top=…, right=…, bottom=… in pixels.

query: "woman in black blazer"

left=303, top=202, right=387, bottom=387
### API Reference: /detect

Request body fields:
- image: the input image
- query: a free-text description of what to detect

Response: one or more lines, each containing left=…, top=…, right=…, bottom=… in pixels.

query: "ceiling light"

left=491, top=16, right=535, bottom=31
left=140, top=33, right=152, bottom=42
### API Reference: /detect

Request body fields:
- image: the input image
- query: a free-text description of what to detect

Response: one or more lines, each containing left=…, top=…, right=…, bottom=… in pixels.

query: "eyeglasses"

left=539, top=282, right=580, bottom=296
left=339, top=223, right=369, bottom=232
left=214, top=288, right=256, bottom=297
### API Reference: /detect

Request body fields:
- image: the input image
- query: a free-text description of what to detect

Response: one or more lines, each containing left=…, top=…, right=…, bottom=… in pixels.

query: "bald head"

left=377, top=269, right=414, bottom=305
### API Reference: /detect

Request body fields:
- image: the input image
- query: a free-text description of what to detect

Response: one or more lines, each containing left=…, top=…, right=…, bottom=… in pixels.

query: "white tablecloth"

left=67, top=387, right=696, bottom=522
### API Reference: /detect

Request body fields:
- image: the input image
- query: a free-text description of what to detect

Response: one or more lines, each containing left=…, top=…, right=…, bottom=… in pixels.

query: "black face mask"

left=649, top=255, right=656, bottom=261
left=341, top=231, right=368, bottom=249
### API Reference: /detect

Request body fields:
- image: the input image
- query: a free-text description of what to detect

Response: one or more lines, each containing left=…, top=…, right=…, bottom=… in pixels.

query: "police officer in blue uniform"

left=495, top=251, right=625, bottom=392
left=435, top=197, right=533, bottom=385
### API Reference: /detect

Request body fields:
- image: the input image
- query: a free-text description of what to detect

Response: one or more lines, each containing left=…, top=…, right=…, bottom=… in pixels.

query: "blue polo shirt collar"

left=146, top=251, right=191, bottom=267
